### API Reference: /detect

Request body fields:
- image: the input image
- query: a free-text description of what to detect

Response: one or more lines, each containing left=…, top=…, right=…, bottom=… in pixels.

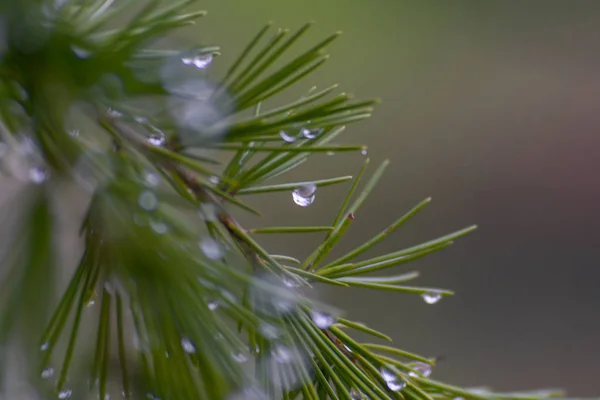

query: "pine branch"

left=0, top=1, right=578, bottom=400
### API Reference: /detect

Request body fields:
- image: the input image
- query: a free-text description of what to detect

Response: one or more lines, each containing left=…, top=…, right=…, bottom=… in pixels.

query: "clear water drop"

left=422, top=292, right=442, bottom=305
left=360, top=148, right=368, bottom=156
left=145, top=172, right=160, bottom=187
left=199, top=237, right=223, bottom=260
left=107, top=108, right=122, bottom=118
left=387, top=379, right=407, bottom=391
left=29, top=166, right=48, bottom=184
left=409, top=362, right=432, bottom=378
left=380, top=366, right=406, bottom=392
left=209, top=175, right=220, bottom=185
left=231, top=351, right=248, bottom=363
left=301, top=127, right=322, bottom=139
left=58, top=388, right=72, bottom=399
left=272, top=344, right=293, bottom=364
left=207, top=301, right=219, bottom=311
left=258, top=323, right=280, bottom=340
left=40, top=342, right=49, bottom=351
left=41, top=367, right=54, bottom=379
left=380, top=367, right=397, bottom=383
left=279, top=130, right=296, bottom=143
left=149, top=220, right=168, bottom=234
left=311, top=311, right=335, bottom=329
left=67, top=129, right=79, bottom=137
left=350, top=389, right=363, bottom=400
left=282, top=275, right=302, bottom=288
left=182, top=53, right=213, bottom=69
left=181, top=338, right=196, bottom=354
left=71, top=45, right=91, bottom=59
left=326, top=151, right=335, bottom=156
left=292, top=183, right=317, bottom=207
left=138, top=190, right=158, bottom=211
left=147, top=131, right=165, bottom=146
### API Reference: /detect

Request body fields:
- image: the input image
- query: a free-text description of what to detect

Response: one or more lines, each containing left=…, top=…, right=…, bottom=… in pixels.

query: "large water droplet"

left=380, top=366, right=406, bottom=392
left=292, top=183, right=317, bottom=207
left=386, top=379, right=407, bottom=391
left=199, top=237, right=223, bottom=260
left=149, top=220, right=168, bottom=234
left=181, top=338, right=196, bottom=354
left=209, top=175, right=220, bottom=185
left=279, top=130, right=297, bottom=143
left=272, top=344, right=293, bottom=364
left=409, top=362, right=432, bottom=378
left=138, top=190, right=158, bottom=211
left=29, top=166, right=48, bottom=184
left=182, top=53, right=213, bottom=69
left=311, top=311, right=335, bottom=329
left=58, top=388, right=72, bottom=399
left=41, top=367, right=54, bottom=379
left=421, top=292, right=442, bottom=305
left=360, top=148, right=368, bottom=156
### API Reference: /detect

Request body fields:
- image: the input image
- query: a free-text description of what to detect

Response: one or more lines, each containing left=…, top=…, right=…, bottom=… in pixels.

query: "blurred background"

left=194, top=0, right=600, bottom=396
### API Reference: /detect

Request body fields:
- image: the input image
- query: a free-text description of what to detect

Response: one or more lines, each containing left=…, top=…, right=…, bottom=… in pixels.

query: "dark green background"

left=196, top=1, right=600, bottom=395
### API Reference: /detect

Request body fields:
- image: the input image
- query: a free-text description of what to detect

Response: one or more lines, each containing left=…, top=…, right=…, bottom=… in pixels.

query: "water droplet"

left=279, top=130, right=297, bottom=143
left=207, top=301, right=219, bottom=311
left=231, top=351, right=248, bottom=363
left=147, top=131, right=165, bottom=146
left=311, top=311, right=335, bottom=329
left=138, top=190, right=158, bottom=211
left=71, top=45, right=91, bottom=59
left=181, top=338, right=196, bottom=354
left=272, top=344, right=293, bottom=363
left=29, top=166, right=48, bottom=184
left=145, top=172, right=160, bottom=187
left=301, top=127, right=322, bottom=139
left=107, top=108, right=122, bottom=118
left=199, top=237, right=222, bottom=260
left=360, top=148, right=368, bottom=156
left=380, top=366, right=405, bottom=392
left=182, top=53, right=213, bottom=69
left=422, top=292, right=442, bottom=305
left=258, top=323, right=280, bottom=340
left=58, top=388, right=72, bottom=399
left=350, top=389, right=363, bottom=400
left=409, top=362, right=432, bottom=378
left=67, top=129, right=79, bottom=138
left=292, top=184, right=317, bottom=207
left=326, top=151, right=335, bottom=156
left=209, top=175, right=220, bottom=185
left=40, top=342, right=49, bottom=351
left=282, top=276, right=302, bottom=288
left=41, top=367, right=54, bottom=379
left=149, top=220, right=168, bottom=234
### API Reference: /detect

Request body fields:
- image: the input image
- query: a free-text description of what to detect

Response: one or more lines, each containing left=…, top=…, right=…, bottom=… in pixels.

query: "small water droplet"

left=199, top=237, right=223, bottom=260
left=326, top=151, right=335, bottom=156
left=380, top=366, right=406, bottom=392
left=279, top=130, right=297, bottom=143
left=181, top=338, right=196, bottom=354
left=301, top=127, right=322, bottom=139
left=145, top=172, right=160, bottom=187
left=40, top=342, right=49, bottom=351
left=409, top=362, right=432, bottom=378
left=209, top=175, right=220, bottom=185
left=311, top=311, right=335, bottom=329
left=29, top=166, right=48, bottom=184
left=71, top=45, right=91, bottom=59
left=258, top=323, right=280, bottom=340
left=182, top=53, right=213, bottom=69
left=207, top=301, right=219, bottom=311
left=350, top=389, right=363, bottom=400
left=231, top=351, right=248, bottom=363
left=138, top=190, right=158, bottom=211
left=147, top=131, right=165, bottom=146
left=41, top=367, right=54, bottom=379
left=67, top=129, right=79, bottom=138
left=292, top=183, right=317, bottom=207
left=107, top=108, right=122, bottom=118
left=58, top=388, right=72, bottom=399
left=272, top=344, right=293, bottom=363
left=422, top=292, right=442, bottom=305
left=360, top=148, right=368, bottom=156
left=149, top=220, right=168, bottom=234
